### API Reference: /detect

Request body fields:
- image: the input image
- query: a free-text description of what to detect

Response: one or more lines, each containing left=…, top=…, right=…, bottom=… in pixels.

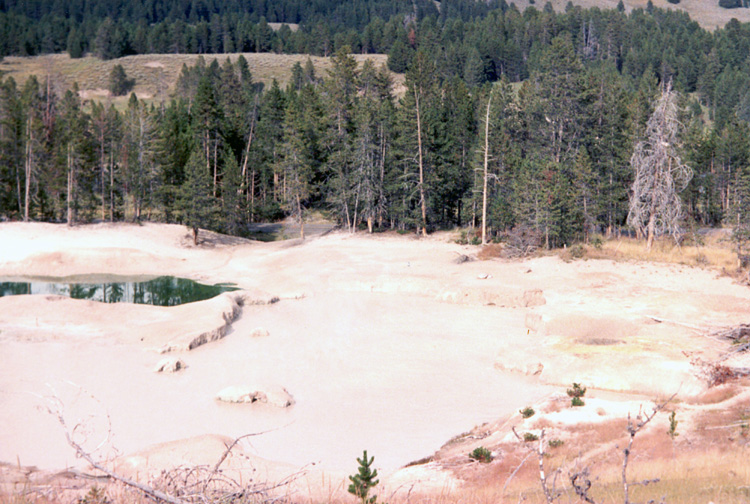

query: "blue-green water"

left=0, top=275, right=237, bottom=306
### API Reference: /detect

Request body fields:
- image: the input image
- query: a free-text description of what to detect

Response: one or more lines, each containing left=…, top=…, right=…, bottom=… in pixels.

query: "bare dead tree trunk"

left=24, top=114, right=33, bottom=222
left=481, top=92, right=492, bottom=245
left=109, top=146, right=115, bottom=222
left=100, top=131, right=107, bottom=222
left=415, top=88, right=427, bottom=236
left=241, top=97, right=259, bottom=218
left=297, top=192, right=304, bottom=240
left=66, top=144, right=74, bottom=226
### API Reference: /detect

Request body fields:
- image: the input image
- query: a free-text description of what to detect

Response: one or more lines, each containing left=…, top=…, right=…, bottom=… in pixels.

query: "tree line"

left=2, top=37, right=750, bottom=248
left=2, top=0, right=750, bottom=113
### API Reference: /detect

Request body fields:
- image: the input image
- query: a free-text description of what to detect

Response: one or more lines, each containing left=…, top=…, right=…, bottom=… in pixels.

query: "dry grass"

left=686, top=383, right=743, bottom=404
left=0, top=52, right=404, bottom=109
left=477, top=243, right=503, bottom=260
left=570, top=231, right=739, bottom=272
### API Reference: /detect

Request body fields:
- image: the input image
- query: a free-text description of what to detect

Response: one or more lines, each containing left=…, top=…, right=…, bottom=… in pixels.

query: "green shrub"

left=568, top=382, right=587, bottom=406
left=548, top=439, right=564, bottom=448
left=519, top=406, right=535, bottom=418
left=469, top=446, right=493, bottom=463
left=567, top=383, right=587, bottom=398
left=591, top=235, right=603, bottom=249
left=719, top=0, right=743, bottom=8
left=523, top=432, right=539, bottom=442
left=569, top=243, right=586, bottom=259
left=78, top=487, right=109, bottom=504
left=455, top=229, right=469, bottom=244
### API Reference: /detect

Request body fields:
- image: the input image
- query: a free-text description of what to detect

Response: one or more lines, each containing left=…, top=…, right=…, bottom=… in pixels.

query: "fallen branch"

left=42, top=387, right=301, bottom=504
left=645, top=315, right=706, bottom=332
left=502, top=451, right=533, bottom=496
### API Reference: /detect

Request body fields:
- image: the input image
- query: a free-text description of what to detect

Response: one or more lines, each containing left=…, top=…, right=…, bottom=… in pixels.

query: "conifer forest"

left=3, top=0, right=750, bottom=247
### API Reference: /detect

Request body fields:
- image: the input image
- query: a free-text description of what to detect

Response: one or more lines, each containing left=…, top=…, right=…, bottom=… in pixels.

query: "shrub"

left=519, top=406, right=535, bottom=418
left=719, top=0, right=743, bottom=8
left=590, top=235, right=603, bottom=249
left=78, top=487, right=109, bottom=504
left=567, top=382, right=587, bottom=406
left=469, top=446, right=493, bottom=463
left=523, top=432, right=539, bottom=442
left=569, top=244, right=586, bottom=259
left=548, top=439, right=564, bottom=448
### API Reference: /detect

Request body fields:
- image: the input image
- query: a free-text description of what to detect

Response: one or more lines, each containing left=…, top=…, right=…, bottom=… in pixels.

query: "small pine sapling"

left=469, top=446, right=493, bottom=463
left=520, top=406, right=536, bottom=418
left=667, top=411, right=678, bottom=439
left=567, top=383, right=587, bottom=406
left=348, top=450, right=380, bottom=504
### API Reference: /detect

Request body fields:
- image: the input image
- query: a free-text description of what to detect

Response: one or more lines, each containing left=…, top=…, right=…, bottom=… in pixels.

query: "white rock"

left=250, top=327, right=270, bottom=338
left=154, top=357, right=186, bottom=373
left=216, top=386, right=261, bottom=403
left=215, top=385, right=294, bottom=407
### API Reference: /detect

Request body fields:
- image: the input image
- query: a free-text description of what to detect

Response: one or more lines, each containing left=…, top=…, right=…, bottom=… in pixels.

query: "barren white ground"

left=0, top=223, right=747, bottom=497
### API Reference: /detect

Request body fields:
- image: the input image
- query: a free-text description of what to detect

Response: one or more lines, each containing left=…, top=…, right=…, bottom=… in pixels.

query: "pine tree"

left=109, top=64, right=134, bottom=97
left=179, top=149, right=215, bottom=245
left=58, top=85, right=91, bottom=226
left=221, top=148, right=243, bottom=235
left=348, top=450, right=380, bottom=504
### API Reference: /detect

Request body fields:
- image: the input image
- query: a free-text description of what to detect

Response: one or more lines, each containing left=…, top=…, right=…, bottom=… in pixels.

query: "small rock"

left=522, top=289, right=546, bottom=307
left=477, top=273, right=492, bottom=280
left=216, top=385, right=294, bottom=408
left=453, top=254, right=472, bottom=264
left=154, top=357, right=186, bottom=373
left=216, top=386, right=261, bottom=403
left=262, top=385, right=296, bottom=407
left=250, top=327, right=270, bottom=338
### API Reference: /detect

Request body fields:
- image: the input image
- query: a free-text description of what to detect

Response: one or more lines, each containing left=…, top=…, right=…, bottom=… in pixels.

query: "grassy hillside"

left=0, top=52, right=404, bottom=108
left=523, top=0, right=750, bottom=30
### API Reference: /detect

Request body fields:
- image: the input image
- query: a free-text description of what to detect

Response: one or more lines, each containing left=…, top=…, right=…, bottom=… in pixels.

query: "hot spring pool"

left=0, top=275, right=237, bottom=306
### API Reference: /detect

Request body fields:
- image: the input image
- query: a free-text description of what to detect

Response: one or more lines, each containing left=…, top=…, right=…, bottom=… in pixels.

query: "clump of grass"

left=469, top=446, right=493, bottom=463
left=523, top=432, right=539, bottom=442
left=548, top=438, right=564, bottom=448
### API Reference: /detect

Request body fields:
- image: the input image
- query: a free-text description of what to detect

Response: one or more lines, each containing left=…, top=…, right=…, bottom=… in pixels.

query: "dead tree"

left=481, top=90, right=493, bottom=245
left=627, top=81, right=692, bottom=250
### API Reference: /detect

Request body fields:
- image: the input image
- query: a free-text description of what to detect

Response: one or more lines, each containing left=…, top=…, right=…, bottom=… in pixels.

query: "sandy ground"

left=0, top=222, right=748, bottom=501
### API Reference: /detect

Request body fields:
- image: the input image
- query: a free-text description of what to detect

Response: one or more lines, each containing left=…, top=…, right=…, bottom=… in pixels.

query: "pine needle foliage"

left=348, top=450, right=380, bottom=504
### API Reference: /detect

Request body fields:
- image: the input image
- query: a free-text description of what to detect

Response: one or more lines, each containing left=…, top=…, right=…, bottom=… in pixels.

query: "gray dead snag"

left=627, top=81, right=692, bottom=251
